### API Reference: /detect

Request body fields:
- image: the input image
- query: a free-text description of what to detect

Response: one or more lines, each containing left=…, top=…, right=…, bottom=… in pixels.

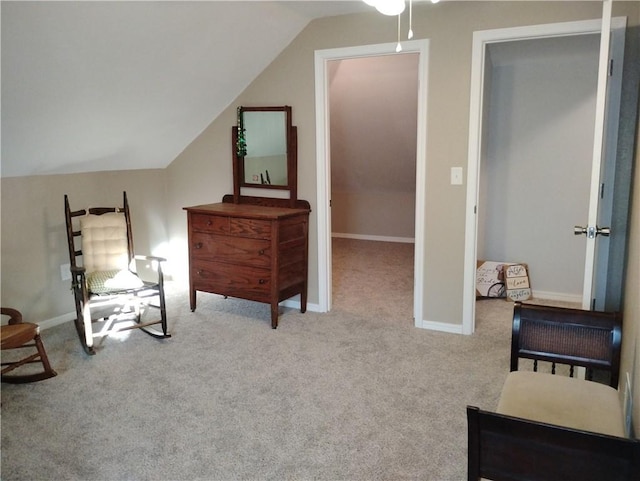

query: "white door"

left=576, top=0, right=620, bottom=310
left=463, top=9, right=626, bottom=334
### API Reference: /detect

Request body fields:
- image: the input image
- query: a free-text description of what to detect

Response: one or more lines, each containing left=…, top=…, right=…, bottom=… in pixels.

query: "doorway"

left=328, top=54, right=419, bottom=322
left=463, top=18, right=626, bottom=334
left=480, top=34, right=600, bottom=304
left=314, top=40, right=429, bottom=325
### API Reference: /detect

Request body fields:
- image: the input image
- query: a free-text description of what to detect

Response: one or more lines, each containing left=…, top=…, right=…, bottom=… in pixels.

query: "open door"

left=463, top=3, right=627, bottom=334
left=575, top=0, right=620, bottom=311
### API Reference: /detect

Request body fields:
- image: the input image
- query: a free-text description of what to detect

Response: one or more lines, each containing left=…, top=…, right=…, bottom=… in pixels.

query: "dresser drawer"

left=191, top=260, right=271, bottom=300
left=190, top=213, right=229, bottom=234
left=229, top=218, right=271, bottom=239
left=191, top=232, right=271, bottom=267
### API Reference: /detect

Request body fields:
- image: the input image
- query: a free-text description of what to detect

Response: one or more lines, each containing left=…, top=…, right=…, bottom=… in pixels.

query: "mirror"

left=232, top=106, right=298, bottom=203
left=240, top=109, right=287, bottom=186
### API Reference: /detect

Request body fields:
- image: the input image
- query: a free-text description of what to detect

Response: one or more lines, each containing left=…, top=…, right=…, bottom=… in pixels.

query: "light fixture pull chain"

left=408, top=0, right=413, bottom=39
left=396, top=13, right=402, bottom=52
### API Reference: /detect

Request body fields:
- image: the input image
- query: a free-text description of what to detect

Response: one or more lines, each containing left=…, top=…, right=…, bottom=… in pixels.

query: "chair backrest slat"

left=510, top=302, right=622, bottom=388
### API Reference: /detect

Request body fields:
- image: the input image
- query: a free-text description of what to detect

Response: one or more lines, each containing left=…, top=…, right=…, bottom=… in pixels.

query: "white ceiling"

left=1, top=1, right=370, bottom=178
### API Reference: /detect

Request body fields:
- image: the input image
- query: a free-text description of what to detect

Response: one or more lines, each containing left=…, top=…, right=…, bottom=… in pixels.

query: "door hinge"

left=609, top=59, right=614, bottom=77
left=600, top=183, right=605, bottom=199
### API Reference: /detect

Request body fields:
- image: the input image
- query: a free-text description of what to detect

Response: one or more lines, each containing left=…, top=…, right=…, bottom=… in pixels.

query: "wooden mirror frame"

left=232, top=106, right=298, bottom=206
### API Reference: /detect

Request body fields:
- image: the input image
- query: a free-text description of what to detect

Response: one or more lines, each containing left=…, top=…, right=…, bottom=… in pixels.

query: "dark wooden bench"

left=467, top=302, right=640, bottom=481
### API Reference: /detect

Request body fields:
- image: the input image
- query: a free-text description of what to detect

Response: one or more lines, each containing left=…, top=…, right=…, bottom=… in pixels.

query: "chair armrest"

left=0, top=307, right=23, bottom=325
left=133, top=255, right=166, bottom=285
left=134, top=254, right=167, bottom=263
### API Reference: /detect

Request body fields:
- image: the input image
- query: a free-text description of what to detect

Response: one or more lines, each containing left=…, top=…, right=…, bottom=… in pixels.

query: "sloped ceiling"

left=1, top=1, right=369, bottom=178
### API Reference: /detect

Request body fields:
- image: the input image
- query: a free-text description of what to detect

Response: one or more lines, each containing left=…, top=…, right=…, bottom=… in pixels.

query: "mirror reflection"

left=238, top=108, right=289, bottom=187
left=234, top=106, right=295, bottom=189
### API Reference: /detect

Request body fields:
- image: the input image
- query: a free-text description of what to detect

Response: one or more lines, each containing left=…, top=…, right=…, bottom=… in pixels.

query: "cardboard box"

left=504, top=263, right=531, bottom=301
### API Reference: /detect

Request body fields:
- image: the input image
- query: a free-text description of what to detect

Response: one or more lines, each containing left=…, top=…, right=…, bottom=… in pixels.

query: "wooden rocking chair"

left=1, top=307, right=57, bottom=383
left=64, top=192, right=170, bottom=355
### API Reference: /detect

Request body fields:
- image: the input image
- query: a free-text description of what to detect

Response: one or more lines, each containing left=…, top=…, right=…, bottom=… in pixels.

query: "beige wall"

left=166, top=1, right=638, bottom=319
left=621, top=91, right=640, bottom=437
left=0, top=170, right=167, bottom=322
left=329, top=54, right=419, bottom=239
left=331, top=191, right=417, bottom=240
left=618, top=0, right=640, bottom=426
left=618, top=5, right=640, bottom=438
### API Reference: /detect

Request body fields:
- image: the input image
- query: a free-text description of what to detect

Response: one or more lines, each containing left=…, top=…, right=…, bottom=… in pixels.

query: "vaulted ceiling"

left=1, top=1, right=371, bottom=178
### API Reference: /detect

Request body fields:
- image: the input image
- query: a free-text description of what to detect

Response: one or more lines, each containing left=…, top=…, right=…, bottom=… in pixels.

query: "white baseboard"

left=531, top=290, right=582, bottom=305
left=281, top=299, right=321, bottom=313
left=417, top=319, right=464, bottom=334
left=39, top=302, right=322, bottom=331
left=38, top=312, right=74, bottom=330
left=332, top=233, right=415, bottom=244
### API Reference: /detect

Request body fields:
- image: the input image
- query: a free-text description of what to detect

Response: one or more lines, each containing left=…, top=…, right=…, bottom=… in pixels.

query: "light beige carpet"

left=1, top=239, right=548, bottom=481
left=332, top=237, right=414, bottom=324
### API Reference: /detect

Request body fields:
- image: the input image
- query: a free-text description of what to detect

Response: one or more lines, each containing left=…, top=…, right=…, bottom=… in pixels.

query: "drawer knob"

left=195, top=242, right=203, bottom=249
left=207, top=220, right=212, bottom=226
left=258, top=249, right=265, bottom=255
left=197, top=270, right=203, bottom=276
left=259, top=279, right=265, bottom=284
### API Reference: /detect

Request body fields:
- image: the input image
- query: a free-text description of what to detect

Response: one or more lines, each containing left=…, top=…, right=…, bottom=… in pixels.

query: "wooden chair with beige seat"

left=64, top=192, right=170, bottom=355
left=1, top=307, right=57, bottom=383
left=467, top=302, right=640, bottom=481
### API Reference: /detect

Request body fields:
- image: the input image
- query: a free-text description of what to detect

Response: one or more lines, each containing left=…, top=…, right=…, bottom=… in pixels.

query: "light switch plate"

left=451, top=167, right=463, bottom=185
left=60, top=263, right=71, bottom=281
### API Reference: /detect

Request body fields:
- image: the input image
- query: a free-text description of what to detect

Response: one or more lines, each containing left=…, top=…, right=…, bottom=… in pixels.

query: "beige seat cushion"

left=87, top=269, right=144, bottom=294
left=80, top=213, right=130, bottom=273
left=497, top=371, right=625, bottom=437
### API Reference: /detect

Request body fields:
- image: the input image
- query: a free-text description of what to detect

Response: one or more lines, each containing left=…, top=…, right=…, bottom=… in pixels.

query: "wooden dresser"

left=183, top=199, right=310, bottom=328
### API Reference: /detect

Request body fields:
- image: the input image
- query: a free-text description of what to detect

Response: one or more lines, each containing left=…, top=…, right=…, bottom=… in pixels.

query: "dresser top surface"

left=184, top=202, right=309, bottom=220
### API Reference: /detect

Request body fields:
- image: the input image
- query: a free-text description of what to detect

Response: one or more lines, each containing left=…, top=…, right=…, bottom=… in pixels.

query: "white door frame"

left=314, top=40, right=429, bottom=326
left=462, top=16, right=626, bottom=335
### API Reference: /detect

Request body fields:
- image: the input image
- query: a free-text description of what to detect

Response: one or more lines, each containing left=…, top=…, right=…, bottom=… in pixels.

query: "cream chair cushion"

left=80, top=213, right=143, bottom=293
left=80, top=213, right=129, bottom=273
left=497, top=371, right=625, bottom=437
left=86, top=269, right=143, bottom=294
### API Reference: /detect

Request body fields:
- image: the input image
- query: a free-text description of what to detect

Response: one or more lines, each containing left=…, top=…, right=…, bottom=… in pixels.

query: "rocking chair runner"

left=64, top=192, right=170, bottom=355
left=1, top=307, right=57, bottom=383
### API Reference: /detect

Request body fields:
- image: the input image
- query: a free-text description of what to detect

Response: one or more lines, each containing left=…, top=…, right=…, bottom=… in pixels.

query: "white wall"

left=478, top=34, right=599, bottom=301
